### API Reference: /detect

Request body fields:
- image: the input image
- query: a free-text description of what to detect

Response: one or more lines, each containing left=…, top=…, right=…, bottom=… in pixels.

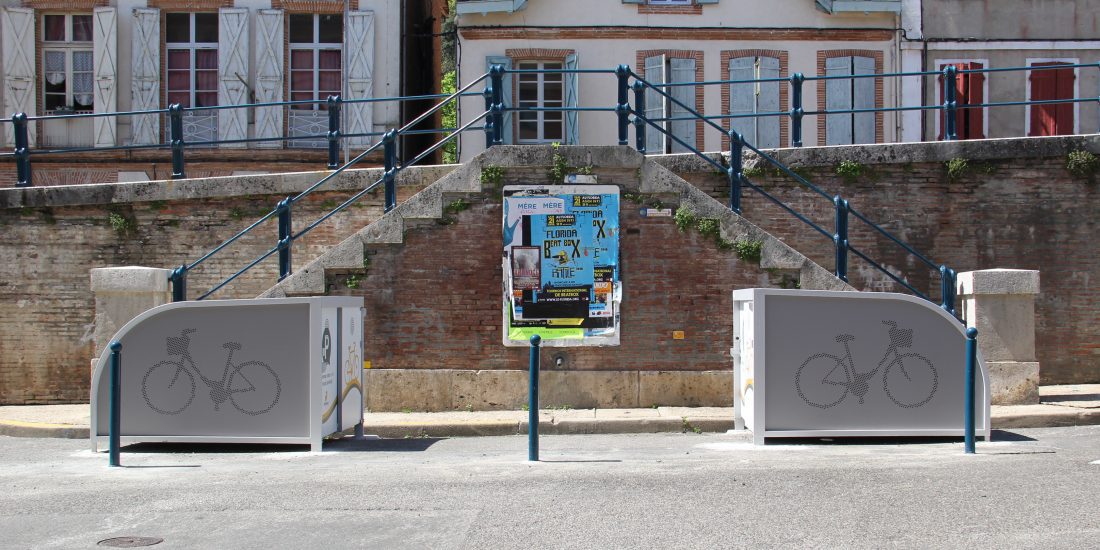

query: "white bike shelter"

left=732, top=289, right=991, bottom=444
left=90, top=297, right=364, bottom=452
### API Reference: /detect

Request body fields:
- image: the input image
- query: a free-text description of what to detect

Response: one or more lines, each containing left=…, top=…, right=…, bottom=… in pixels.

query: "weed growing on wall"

left=946, top=158, right=969, bottom=181
left=480, top=164, right=505, bottom=188
left=836, top=160, right=865, bottom=183
left=106, top=207, right=136, bottom=235
left=733, top=239, right=764, bottom=264
left=1066, top=150, right=1099, bottom=179
left=548, top=143, right=570, bottom=183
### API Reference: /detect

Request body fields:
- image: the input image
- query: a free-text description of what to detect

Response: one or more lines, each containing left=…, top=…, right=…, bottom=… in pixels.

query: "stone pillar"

left=90, top=267, right=172, bottom=360
left=957, top=269, right=1040, bottom=405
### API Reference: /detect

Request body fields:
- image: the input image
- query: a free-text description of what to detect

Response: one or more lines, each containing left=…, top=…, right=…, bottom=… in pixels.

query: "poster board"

left=502, top=185, right=621, bottom=346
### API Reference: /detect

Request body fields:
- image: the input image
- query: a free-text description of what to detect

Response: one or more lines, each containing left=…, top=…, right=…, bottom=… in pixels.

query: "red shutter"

left=1030, top=62, right=1072, bottom=137
left=1054, top=66, right=1075, bottom=135
left=938, top=62, right=983, bottom=140
left=964, top=62, right=985, bottom=139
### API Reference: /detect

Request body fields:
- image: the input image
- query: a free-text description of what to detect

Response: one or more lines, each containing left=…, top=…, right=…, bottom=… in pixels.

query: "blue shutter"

left=728, top=56, right=756, bottom=147
left=757, top=56, right=781, bottom=149
left=825, top=56, right=853, bottom=145
left=487, top=55, right=513, bottom=144
left=852, top=56, right=876, bottom=144
left=697, top=0, right=720, bottom=4
left=644, top=54, right=667, bottom=154
left=564, top=53, right=579, bottom=145
left=669, top=57, right=696, bottom=153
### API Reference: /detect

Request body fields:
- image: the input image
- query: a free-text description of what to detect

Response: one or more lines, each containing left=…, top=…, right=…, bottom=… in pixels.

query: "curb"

left=991, top=407, right=1100, bottom=429
left=0, top=420, right=89, bottom=440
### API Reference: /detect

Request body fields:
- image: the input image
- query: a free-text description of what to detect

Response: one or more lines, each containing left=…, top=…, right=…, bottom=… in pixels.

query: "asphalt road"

left=2, top=427, right=1099, bottom=549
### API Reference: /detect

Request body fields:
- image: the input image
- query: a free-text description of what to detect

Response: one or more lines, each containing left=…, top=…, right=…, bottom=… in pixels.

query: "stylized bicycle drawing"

left=142, top=329, right=282, bottom=416
left=796, top=320, right=938, bottom=410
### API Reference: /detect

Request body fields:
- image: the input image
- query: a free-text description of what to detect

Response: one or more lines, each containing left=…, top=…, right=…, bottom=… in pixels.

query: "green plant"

left=696, top=218, right=721, bottom=240
left=1066, top=150, right=1099, bottom=178
left=106, top=209, right=136, bottom=235
left=441, top=70, right=458, bottom=164
left=345, top=273, right=360, bottom=289
left=319, top=199, right=339, bottom=210
left=445, top=198, right=470, bottom=215
left=547, top=142, right=571, bottom=183
left=401, top=407, right=413, bottom=414
left=733, top=239, right=763, bottom=264
left=681, top=417, right=702, bottom=434
left=835, top=160, right=864, bottom=183
left=577, top=165, right=594, bottom=176
left=674, top=205, right=697, bottom=232
left=520, top=404, right=530, bottom=411
left=481, top=164, right=505, bottom=188
left=742, top=165, right=766, bottom=178
left=946, top=157, right=969, bottom=181
left=229, top=206, right=246, bottom=221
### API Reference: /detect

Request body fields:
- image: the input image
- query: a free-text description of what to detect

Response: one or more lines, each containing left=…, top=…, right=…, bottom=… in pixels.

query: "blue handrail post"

left=964, top=327, right=978, bottom=454
left=326, top=95, right=341, bottom=169
left=170, top=265, right=188, bottom=302
left=169, top=104, right=186, bottom=179
left=790, top=73, right=805, bottom=148
left=383, top=130, right=398, bottom=212
left=528, top=334, right=541, bottom=462
left=13, top=112, right=32, bottom=187
left=728, top=130, right=743, bottom=214
left=632, top=81, right=647, bottom=154
left=277, top=197, right=293, bottom=281
left=489, top=65, right=504, bottom=146
left=940, top=265, right=957, bottom=315
left=108, top=341, right=122, bottom=467
left=833, top=196, right=849, bottom=282
left=943, top=65, right=958, bottom=141
left=483, top=84, right=495, bottom=149
left=616, top=65, right=631, bottom=146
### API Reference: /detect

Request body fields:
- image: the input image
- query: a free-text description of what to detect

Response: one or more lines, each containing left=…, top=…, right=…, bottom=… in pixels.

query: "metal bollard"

left=964, top=327, right=978, bottom=454
left=528, top=334, right=541, bottom=462
left=109, top=341, right=122, bottom=467
left=13, top=113, right=32, bottom=187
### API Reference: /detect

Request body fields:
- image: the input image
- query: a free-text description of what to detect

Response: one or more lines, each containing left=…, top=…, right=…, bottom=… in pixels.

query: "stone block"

left=452, top=370, right=527, bottom=410
left=958, top=269, right=1040, bottom=363
left=957, top=269, right=1040, bottom=296
left=987, top=361, right=1040, bottom=405
left=90, top=266, right=172, bottom=356
left=364, top=369, right=453, bottom=412
left=540, top=371, right=639, bottom=409
left=638, top=371, right=733, bottom=407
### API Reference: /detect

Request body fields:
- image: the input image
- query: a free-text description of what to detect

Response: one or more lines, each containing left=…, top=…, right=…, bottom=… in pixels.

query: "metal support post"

left=383, top=130, right=397, bottom=212
left=964, top=327, right=978, bottom=454
left=170, top=265, right=188, bottom=302
left=790, top=73, right=804, bottom=148
left=109, top=341, right=122, bottom=467
left=943, top=65, right=958, bottom=141
left=728, top=130, right=743, bottom=214
left=489, top=65, right=504, bottom=146
left=169, top=104, right=186, bottom=179
left=940, top=265, right=956, bottom=315
left=327, top=95, right=341, bottom=169
left=483, top=85, right=495, bottom=149
left=616, top=65, right=630, bottom=146
left=632, top=81, right=647, bottom=154
left=528, top=334, right=541, bottom=462
left=277, top=197, right=293, bottom=281
left=834, top=196, right=849, bottom=282
left=13, top=113, right=32, bottom=187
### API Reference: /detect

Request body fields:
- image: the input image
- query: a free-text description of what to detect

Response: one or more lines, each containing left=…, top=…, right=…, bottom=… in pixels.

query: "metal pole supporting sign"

left=528, top=334, right=541, bottom=461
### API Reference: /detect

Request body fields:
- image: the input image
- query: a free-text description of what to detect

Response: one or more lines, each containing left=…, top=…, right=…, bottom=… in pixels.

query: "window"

left=166, top=13, right=218, bottom=143
left=516, top=61, right=564, bottom=143
left=823, top=55, right=877, bottom=145
left=1028, top=61, right=1075, bottom=137
left=728, top=56, right=782, bottom=149
left=289, top=14, right=343, bottom=148
left=649, top=0, right=692, bottom=4
left=42, top=14, right=93, bottom=113
left=937, top=61, right=985, bottom=140
left=643, top=54, right=698, bottom=154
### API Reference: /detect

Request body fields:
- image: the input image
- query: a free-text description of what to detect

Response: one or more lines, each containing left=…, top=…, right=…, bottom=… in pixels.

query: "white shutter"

left=825, top=56, right=852, bottom=145
left=254, top=9, right=283, bottom=148
left=728, top=56, right=756, bottom=149
left=643, top=54, right=666, bottom=154
left=2, top=8, right=36, bottom=146
left=93, top=7, right=118, bottom=147
left=669, top=57, right=695, bottom=153
left=130, top=8, right=160, bottom=145
left=757, top=56, right=781, bottom=149
left=345, top=11, right=375, bottom=148
left=218, top=8, right=249, bottom=147
left=852, top=56, right=876, bottom=144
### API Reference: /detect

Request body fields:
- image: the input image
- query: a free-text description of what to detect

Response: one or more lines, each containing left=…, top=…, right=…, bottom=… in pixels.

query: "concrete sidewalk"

left=2, top=384, right=1098, bottom=440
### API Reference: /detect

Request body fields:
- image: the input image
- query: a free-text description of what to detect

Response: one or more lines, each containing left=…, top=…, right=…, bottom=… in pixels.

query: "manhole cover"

left=97, top=537, right=163, bottom=547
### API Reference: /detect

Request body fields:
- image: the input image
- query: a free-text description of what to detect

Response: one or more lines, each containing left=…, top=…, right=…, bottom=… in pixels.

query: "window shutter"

left=965, top=62, right=985, bottom=139
left=621, top=0, right=645, bottom=4
left=1029, top=64, right=1057, bottom=137
left=852, top=55, right=876, bottom=144
left=486, top=56, right=513, bottom=144
left=564, top=53, right=580, bottom=145
left=254, top=10, right=283, bottom=148
left=218, top=8, right=249, bottom=147
left=728, top=56, right=756, bottom=148
left=669, top=57, right=696, bottom=153
left=1054, top=66, right=1074, bottom=135
left=346, top=11, right=376, bottom=148
left=2, top=7, right=36, bottom=146
left=757, top=56, right=781, bottom=149
left=824, top=56, right=852, bottom=145
left=697, top=0, right=720, bottom=4
left=130, top=7, right=160, bottom=145
left=92, top=7, right=118, bottom=147
left=643, top=54, right=666, bottom=153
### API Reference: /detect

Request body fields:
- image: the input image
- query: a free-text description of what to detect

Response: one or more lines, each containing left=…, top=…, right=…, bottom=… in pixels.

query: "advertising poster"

left=319, top=307, right=339, bottom=434
left=339, top=307, right=364, bottom=432
left=503, top=185, right=621, bottom=346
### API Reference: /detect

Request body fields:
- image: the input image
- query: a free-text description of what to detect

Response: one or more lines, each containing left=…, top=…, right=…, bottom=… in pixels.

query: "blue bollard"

left=528, top=334, right=541, bottom=461
left=109, top=341, right=122, bottom=467
left=964, top=327, right=978, bottom=454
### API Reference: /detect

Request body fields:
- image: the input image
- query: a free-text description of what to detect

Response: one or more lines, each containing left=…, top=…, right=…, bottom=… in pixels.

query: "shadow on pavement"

left=324, top=437, right=445, bottom=452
